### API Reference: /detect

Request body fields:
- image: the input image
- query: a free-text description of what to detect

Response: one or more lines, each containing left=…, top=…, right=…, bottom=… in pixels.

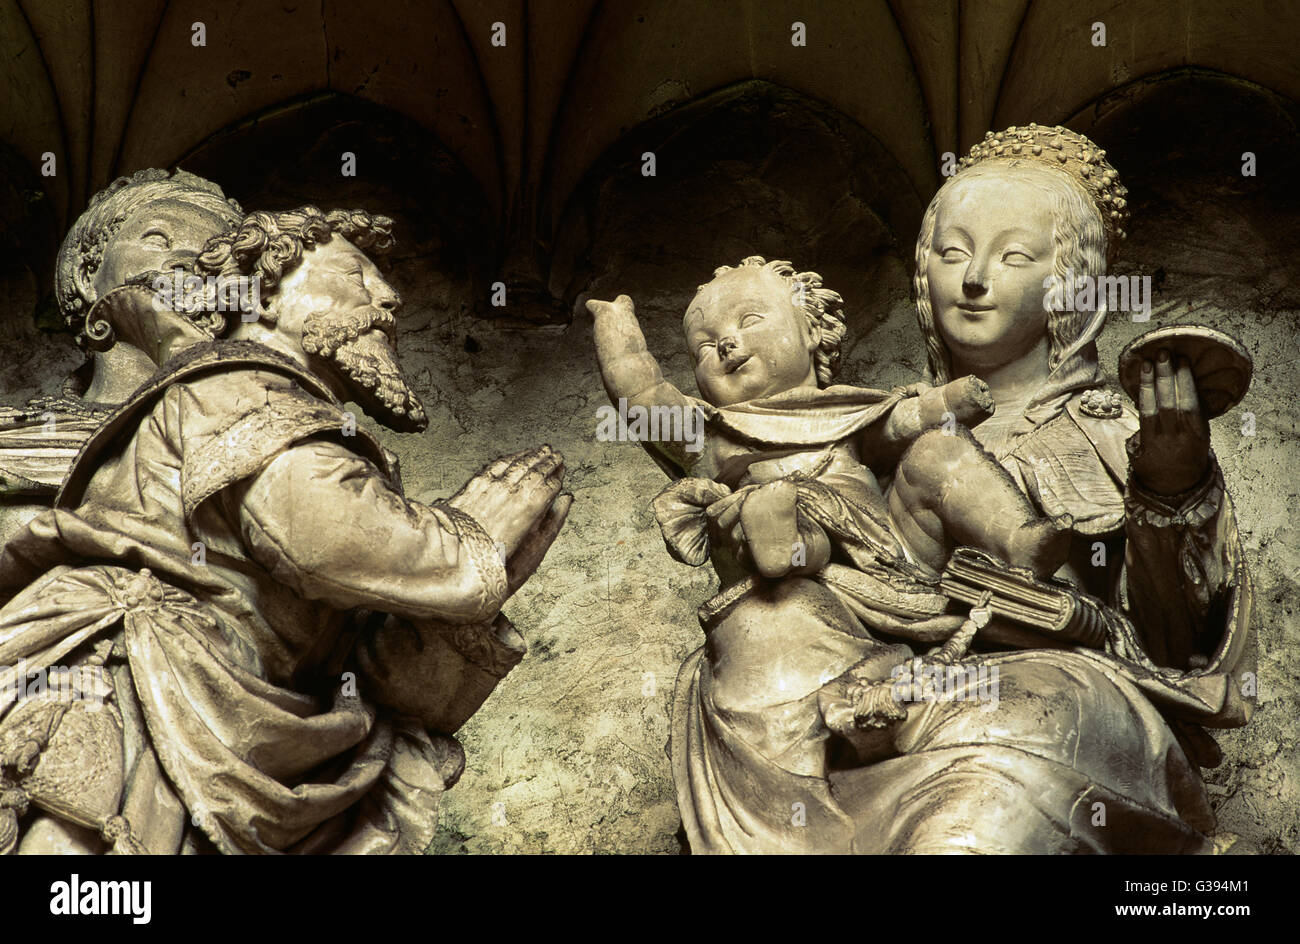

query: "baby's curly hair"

left=705, top=256, right=847, bottom=386
left=195, top=206, right=395, bottom=332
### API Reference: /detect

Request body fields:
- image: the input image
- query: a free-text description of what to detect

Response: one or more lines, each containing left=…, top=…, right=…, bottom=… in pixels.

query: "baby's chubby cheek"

left=692, top=366, right=747, bottom=407
left=692, top=365, right=724, bottom=405
left=752, top=333, right=809, bottom=383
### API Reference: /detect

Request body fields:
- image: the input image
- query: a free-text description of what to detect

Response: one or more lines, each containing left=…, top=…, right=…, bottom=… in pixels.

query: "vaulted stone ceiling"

left=3, top=0, right=1299, bottom=319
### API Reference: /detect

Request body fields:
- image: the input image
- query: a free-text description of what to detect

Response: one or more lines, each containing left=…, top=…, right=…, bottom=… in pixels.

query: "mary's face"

left=926, top=173, right=1056, bottom=373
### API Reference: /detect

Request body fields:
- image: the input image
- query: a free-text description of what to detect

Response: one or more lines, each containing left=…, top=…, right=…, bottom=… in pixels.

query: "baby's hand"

left=741, top=480, right=802, bottom=578
left=709, top=480, right=831, bottom=577
left=584, top=294, right=638, bottom=323
left=712, top=483, right=790, bottom=579
left=918, top=375, right=995, bottom=429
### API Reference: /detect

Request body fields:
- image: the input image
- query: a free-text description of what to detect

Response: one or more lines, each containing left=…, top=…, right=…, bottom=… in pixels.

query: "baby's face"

left=684, top=267, right=819, bottom=407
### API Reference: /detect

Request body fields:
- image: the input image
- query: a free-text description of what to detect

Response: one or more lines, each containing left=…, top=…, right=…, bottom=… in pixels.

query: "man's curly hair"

left=55, top=168, right=243, bottom=344
left=705, top=255, right=847, bottom=386
left=195, top=206, right=396, bottom=332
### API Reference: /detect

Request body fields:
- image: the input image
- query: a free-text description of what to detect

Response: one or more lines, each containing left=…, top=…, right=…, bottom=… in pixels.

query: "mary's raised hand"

left=1130, top=349, right=1212, bottom=496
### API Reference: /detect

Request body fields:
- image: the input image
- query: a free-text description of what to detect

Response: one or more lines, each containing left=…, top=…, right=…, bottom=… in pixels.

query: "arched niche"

left=992, top=0, right=1300, bottom=140
left=1068, top=69, right=1300, bottom=312
left=541, top=1, right=936, bottom=241
left=0, top=140, right=60, bottom=340
left=549, top=80, right=924, bottom=351
left=176, top=94, right=498, bottom=325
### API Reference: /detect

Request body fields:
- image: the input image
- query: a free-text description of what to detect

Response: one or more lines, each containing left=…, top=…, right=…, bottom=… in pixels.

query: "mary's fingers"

left=1154, top=350, right=1177, bottom=416
left=1137, top=360, right=1158, bottom=433
left=1173, top=357, right=1202, bottom=417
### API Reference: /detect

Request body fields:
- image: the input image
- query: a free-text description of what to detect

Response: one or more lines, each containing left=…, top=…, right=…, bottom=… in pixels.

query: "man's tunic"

left=0, top=342, right=519, bottom=854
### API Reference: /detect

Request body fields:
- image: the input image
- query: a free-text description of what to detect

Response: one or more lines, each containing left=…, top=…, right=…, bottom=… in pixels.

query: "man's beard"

left=301, top=306, right=428, bottom=433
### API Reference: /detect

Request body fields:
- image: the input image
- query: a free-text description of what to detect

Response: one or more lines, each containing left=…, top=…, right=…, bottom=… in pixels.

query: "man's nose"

left=717, top=336, right=737, bottom=358
left=374, top=288, right=402, bottom=314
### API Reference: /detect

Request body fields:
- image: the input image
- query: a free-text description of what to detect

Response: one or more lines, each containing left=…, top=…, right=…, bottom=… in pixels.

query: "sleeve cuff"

left=432, top=503, right=510, bottom=620
left=437, top=612, right=527, bottom=679
left=1125, top=451, right=1224, bottom=530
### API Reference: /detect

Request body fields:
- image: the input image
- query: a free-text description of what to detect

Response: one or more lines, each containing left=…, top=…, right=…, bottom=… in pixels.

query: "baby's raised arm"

left=587, top=294, right=702, bottom=475
left=586, top=294, right=692, bottom=412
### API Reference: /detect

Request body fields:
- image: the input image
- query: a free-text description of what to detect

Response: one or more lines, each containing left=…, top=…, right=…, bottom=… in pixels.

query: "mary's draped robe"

left=648, top=359, right=1254, bottom=854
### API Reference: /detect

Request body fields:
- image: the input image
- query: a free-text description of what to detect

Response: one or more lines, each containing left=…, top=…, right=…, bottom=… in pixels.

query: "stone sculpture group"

left=0, top=126, right=1257, bottom=854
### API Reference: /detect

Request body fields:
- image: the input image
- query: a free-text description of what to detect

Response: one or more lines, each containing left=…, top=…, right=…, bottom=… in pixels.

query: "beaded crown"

left=958, top=124, right=1128, bottom=260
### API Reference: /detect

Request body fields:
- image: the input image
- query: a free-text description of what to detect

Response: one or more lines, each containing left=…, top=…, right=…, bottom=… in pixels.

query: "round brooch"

left=1080, top=388, right=1124, bottom=418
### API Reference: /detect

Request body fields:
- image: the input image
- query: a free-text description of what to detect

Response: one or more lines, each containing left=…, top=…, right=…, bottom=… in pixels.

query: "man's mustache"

left=302, top=306, right=397, bottom=356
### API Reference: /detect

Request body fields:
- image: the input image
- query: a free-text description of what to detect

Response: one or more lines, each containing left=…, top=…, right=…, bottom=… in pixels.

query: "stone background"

left=1, top=1, right=1298, bottom=854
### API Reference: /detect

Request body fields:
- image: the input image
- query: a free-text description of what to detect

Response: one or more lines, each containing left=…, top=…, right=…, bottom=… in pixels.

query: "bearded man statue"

left=0, top=205, right=570, bottom=854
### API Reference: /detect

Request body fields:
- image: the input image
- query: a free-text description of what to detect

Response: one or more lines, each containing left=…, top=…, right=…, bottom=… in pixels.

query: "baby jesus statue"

left=588, top=257, right=1083, bottom=780
left=587, top=256, right=1070, bottom=589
